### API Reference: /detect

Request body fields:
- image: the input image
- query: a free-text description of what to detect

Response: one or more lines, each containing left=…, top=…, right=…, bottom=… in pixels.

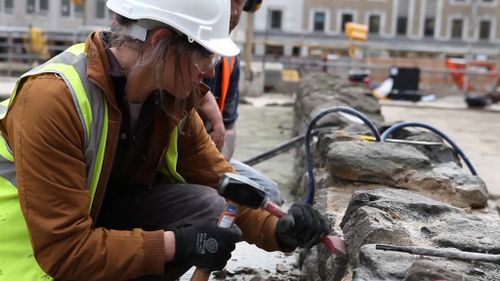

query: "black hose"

left=304, top=106, right=381, bottom=204
left=380, top=122, right=477, bottom=175
left=243, top=128, right=334, bottom=166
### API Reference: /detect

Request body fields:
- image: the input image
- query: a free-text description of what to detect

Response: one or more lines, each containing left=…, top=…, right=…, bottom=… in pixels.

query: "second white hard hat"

left=106, top=0, right=240, bottom=57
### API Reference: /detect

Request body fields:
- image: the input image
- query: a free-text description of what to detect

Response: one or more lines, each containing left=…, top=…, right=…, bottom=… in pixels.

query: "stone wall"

left=292, top=72, right=500, bottom=281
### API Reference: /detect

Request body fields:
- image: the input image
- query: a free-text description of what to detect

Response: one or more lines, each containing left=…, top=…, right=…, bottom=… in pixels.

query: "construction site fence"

left=0, top=27, right=93, bottom=76
left=0, top=28, right=499, bottom=97
left=278, top=56, right=500, bottom=97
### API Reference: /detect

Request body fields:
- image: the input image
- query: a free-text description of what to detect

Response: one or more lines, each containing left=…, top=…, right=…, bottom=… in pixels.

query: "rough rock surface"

left=327, top=141, right=488, bottom=208
left=291, top=72, right=499, bottom=281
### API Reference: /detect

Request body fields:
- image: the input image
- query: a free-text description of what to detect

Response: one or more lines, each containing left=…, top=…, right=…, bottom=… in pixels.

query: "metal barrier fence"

left=0, top=27, right=94, bottom=76
left=0, top=30, right=498, bottom=98
left=275, top=57, right=500, bottom=97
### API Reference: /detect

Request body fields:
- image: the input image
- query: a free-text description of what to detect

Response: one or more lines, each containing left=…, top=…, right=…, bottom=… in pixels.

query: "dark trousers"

left=96, top=183, right=226, bottom=280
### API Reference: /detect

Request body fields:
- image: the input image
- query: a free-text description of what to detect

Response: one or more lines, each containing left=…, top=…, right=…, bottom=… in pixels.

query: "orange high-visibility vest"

left=218, top=57, right=237, bottom=113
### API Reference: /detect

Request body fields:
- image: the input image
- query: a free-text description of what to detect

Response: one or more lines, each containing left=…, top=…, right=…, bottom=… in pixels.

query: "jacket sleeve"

left=176, top=110, right=281, bottom=251
left=177, top=109, right=234, bottom=187
left=4, top=75, right=165, bottom=280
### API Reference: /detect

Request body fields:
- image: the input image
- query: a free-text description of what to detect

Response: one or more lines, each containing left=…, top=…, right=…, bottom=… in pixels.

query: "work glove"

left=173, top=222, right=242, bottom=271
left=275, top=203, right=330, bottom=251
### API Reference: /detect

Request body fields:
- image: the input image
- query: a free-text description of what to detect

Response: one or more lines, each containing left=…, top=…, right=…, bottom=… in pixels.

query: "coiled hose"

left=304, top=106, right=381, bottom=204
left=303, top=108, right=478, bottom=204
left=380, top=121, right=477, bottom=175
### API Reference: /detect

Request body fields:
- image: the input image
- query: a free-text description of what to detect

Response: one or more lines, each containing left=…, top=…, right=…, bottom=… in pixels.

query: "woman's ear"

left=149, top=28, right=173, bottom=46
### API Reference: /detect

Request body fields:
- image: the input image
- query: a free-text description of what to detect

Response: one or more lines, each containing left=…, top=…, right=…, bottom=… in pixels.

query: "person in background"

left=0, top=0, right=328, bottom=280
left=198, top=0, right=284, bottom=205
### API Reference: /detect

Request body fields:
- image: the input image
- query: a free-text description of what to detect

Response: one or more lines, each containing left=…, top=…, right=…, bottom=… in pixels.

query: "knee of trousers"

left=192, top=185, right=227, bottom=219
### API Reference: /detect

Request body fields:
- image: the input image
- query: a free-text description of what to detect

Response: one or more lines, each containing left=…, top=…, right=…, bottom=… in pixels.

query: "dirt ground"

left=381, top=104, right=500, bottom=196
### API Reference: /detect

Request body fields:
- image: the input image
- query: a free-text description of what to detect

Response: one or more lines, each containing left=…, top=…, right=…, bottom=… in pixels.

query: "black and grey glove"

left=173, top=223, right=242, bottom=271
left=275, top=203, right=330, bottom=251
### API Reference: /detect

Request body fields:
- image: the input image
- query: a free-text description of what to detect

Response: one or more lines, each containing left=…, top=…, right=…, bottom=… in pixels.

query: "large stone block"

left=327, top=141, right=488, bottom=208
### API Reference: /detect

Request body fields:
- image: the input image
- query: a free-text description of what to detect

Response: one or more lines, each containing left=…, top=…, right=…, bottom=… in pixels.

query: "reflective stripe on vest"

left=160, top=126, right=187, bottom=183
left=218, top=56, right=236, bottom=113
left=0, top=43, right=109, bottom=280
left=7, top=43, right=110, bottom=204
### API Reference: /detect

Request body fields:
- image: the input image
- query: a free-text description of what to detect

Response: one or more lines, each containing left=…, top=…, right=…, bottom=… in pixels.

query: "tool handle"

left=190, top=269, right=210, bottom=281
left=190, top=203, right=238, bottom=281
left=263, top=199, right=287, bottom=217
left=263, top=200, right=346, bottom=256
left=320, top=235, right=346, bottom=255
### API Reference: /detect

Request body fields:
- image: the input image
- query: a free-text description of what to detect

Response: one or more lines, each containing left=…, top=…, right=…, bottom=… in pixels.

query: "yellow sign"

left=25, top=26, right=50, bottom=60
left=282, top=69, right=300, bottom=82
left=345, top=22, right=368, bottom=41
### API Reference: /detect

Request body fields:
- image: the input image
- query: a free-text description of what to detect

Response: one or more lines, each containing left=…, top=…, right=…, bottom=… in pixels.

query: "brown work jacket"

left=0, top=32, right=279, bottom=280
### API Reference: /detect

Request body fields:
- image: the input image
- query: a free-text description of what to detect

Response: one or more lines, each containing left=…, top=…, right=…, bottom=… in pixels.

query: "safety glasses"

left=189, top=39, right=222, bottom=71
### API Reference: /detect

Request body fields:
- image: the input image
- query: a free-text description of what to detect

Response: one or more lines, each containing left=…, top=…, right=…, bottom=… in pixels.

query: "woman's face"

left=160, top=40, right=219, bottom=100
left=129, top=30, right=219, bottom=101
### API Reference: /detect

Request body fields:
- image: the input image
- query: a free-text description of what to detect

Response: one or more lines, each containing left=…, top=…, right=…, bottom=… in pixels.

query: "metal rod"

left=376, top=244, right=500, bottom=264
left=242, top=128, right=329, bottom=166
left=243, top=133, right=307, bottom=166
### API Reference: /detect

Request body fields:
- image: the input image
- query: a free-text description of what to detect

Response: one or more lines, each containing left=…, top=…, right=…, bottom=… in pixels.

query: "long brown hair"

left=108, top=14, right=204, bottom=120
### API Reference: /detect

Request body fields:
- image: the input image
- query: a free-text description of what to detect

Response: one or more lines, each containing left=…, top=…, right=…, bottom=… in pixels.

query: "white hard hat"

left=106, top=0, right=240, bottom=57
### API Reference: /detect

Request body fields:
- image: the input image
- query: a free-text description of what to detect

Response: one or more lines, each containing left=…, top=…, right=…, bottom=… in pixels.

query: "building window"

left=313, top=11, right=326, bottom=32
left=27, top=0, right=49, bottom=16
left=424, top=18, right=435, bottom=37
left=368, top=15, right=381, bottom=34
left=74, top=2, right=83, bottom=18
left=341, top=13, right=353, bottom=32
left=269, top=10, right=282, bottom=30
left=1, top=0, right=14, bottom=14
left=61, top=0, right=70, bottom=17
left=397, top=0, right=409, bottom=36
left=423, top=0, right=437, bottom=38
left=6, top=0, right=13, bottom=13
left=40, top=0, right=48, bottom=14
left=479, top=20, right=491, bottom=40
left=397, top=16, right=408, bottom=35
left=27, top=0, right=35, bottom=14
left=96, top=0, right=106, bottom=19
left=451, top=19, right=463, bottom=39
left=61, top=0, right=84, bottom=19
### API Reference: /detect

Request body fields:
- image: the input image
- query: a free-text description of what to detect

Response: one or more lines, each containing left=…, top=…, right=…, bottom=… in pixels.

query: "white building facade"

left=250, top=0, right=500, bottom=58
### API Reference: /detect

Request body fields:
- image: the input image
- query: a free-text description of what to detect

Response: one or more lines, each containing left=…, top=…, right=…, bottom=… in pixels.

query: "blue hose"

left=304, top=106, right=381, bottom=204
left=380, top=122, right=477, bottom=175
